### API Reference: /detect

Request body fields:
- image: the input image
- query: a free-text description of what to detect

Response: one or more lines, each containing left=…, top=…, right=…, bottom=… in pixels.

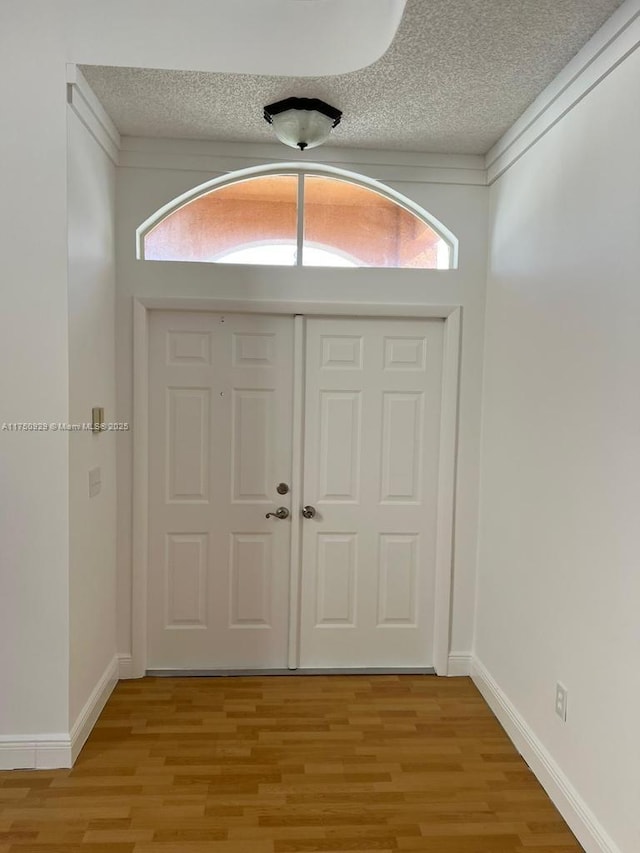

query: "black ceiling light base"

left=264, top=97, right=342, bottom=151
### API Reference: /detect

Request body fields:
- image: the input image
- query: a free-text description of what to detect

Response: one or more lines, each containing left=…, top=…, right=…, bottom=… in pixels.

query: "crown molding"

left=118, top=137, right=487, bottom=186
left=486, top=0, right=640, bottom=183
left=67, top=64, right=121, bottom=165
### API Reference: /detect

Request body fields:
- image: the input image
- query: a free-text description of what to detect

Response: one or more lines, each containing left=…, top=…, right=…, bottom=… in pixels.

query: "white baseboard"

left=0, top=654, right=118, bottom=770
left=70, top=654, right=119, bottom=764
left=117, top=653, right=135, bottom=679
left=472, top=657, right=621, bottom=853
left=0, top=735, right=72, bottom=770
left=447, top=652, right=472, bottom=676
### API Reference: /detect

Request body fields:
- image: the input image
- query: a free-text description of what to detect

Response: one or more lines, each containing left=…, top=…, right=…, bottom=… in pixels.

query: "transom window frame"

left=136, top=162, right=459, bottom=270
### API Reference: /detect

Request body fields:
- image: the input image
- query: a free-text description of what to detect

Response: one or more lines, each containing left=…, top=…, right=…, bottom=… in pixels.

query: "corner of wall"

left=471, top=658, right=622, bottom=853
left=0, top=655, right=118, bottom=771
left=447, top=652, right=473, bottom=676
left=70, top=655, right=119, bottom=764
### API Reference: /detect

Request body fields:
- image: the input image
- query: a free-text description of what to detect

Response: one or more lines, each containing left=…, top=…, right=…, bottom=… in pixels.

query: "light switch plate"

left=92, top=407, right=104, bottom=433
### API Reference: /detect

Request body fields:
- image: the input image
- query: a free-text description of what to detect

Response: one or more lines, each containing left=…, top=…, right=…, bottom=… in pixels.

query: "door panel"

left=166, top=387, right=210, bottom=501
left=148, top=311, right=294, bottom=669
left=318, top=391, right=362, bottom=501
left=299, top=317, right=444, bottom=668
left=377, top=534, right=419, bottom=625
left=316, top=533, right=358, bottom=625
left=380, top=392, right=424, bottom=502
left=229, top=533, right=273, bottom=626
left=232, top=389, right=274, bottom=501
left=165, top=533, right=208, bottom=627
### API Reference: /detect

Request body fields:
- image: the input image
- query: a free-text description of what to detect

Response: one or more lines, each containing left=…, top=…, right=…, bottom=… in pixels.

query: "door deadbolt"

left=276, top=483, right=289, bottom=495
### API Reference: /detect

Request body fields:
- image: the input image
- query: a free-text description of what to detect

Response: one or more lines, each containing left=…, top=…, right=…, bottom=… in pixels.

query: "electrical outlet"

left=555, top=682, right=568, bottom=722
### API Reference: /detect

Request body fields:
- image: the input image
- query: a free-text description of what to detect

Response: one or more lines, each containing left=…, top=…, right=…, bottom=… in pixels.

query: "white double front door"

left=148, top=311, right=444, bottom=670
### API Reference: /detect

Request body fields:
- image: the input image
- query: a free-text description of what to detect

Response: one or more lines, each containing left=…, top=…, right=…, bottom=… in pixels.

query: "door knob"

left=266, top=506, right=289, bottom=520
left=302, top=505, right=316, bottom=519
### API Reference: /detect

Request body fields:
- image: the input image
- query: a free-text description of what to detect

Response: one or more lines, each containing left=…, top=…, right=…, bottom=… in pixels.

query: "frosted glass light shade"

left=271, top=109, right=334, bottom=150
left=264, top=97, right=342, bottom=151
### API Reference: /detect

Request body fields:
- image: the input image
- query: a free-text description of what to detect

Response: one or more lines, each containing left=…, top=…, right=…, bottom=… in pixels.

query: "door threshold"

left=145, top=667, right=436, bottom=677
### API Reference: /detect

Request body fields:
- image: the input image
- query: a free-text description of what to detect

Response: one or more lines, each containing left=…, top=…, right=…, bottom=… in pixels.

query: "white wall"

left=0, top=3, right=70, bottom=741
left=67, top=112, right=117, bottom=728
left=476, top=44, right=640, bottom=853
left=114, top=142, right=489, bottom=667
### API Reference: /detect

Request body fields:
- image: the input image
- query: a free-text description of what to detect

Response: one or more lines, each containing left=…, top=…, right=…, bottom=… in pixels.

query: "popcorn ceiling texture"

left=82, top=0, right=624, bottom=155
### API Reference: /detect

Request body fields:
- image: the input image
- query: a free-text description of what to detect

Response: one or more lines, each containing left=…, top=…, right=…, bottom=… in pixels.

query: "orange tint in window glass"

left=144, top=175, right=298, bottom=264
left=303, top=176, right=446, bottom=269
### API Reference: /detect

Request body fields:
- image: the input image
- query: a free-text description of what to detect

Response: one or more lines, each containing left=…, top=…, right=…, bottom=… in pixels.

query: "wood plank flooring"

left=0, top=675, right=583, bottom=852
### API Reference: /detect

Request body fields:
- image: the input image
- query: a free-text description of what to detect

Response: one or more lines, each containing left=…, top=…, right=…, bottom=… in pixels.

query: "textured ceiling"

left=82, top=0, right=624, bottom=155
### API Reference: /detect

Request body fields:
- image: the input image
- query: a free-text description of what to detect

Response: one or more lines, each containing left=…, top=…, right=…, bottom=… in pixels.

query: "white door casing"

left=299, top=318, right=444, bottom=667
left=135, top=299, right=460, bottom=676
left=147, top=311, right=294, bottom=669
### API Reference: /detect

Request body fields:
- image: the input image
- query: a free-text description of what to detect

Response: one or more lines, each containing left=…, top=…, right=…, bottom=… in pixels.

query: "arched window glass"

left=144, top=175, right=298, bottom=264
left=141, top=169, right=456, bottom=269
left=218, top=243, right=358, bottom=267
left=303, top=176, right=449, bottom=269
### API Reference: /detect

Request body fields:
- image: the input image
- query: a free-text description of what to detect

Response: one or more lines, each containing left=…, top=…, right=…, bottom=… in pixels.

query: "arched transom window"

left=139, top=167, right=457, bottom=270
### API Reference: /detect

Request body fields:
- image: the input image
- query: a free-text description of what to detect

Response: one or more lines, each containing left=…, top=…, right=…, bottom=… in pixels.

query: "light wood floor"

left=0, top=675, right=583, bottom=852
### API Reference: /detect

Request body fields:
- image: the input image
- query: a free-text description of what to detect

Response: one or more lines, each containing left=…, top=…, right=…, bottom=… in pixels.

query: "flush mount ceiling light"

left=264, top=97, right=342, bottom=151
